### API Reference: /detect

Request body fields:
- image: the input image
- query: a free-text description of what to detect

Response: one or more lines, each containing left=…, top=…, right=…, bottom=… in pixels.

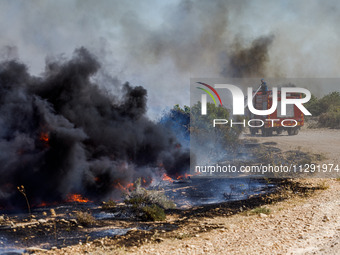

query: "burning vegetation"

left=0, top=48, right=190, bottom=209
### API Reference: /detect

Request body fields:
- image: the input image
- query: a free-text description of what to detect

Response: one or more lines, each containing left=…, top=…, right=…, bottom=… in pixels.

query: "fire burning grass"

left=0, top=178, right=321, bottom=253
left=66, top=194, right=92, bottom=204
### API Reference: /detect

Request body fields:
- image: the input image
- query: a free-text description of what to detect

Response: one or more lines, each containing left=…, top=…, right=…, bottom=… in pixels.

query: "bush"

left=141, top=204, right=166, bottom=221
left=162, top=103, right=242, bottom=154
left=319, top=105, right=340, bottom=128
left=304, top=94, right=323, bottom=116
left=304, top=92, right=340, bottom=128
left=124, top=178, right=175, bottom=210
left=190, top=102, right=242, bottom=152
left=75, top=211, right=96, bottom=226
left=160, top=104, right=190, bottom=147
left=124, top=178, right=175, bottom=221
left=101, top=199, right=117, bottom=210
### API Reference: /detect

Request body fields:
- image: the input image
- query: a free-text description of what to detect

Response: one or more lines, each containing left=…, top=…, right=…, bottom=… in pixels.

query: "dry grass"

left=316, top=180, right=330, bottom=190
left=248, top=207, right=271, bottom=215
left=75, top=211, right=96, bottom=226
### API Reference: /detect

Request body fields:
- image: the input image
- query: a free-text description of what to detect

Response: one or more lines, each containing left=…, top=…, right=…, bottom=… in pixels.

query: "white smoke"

left=0, top=0, right=339, bottom=118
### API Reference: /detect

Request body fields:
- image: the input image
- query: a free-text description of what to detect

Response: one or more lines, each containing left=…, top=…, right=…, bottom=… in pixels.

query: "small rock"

left=50, top=209, right=56, bottom=217
left=93, top=239, right=104, bottom=246
left=155, top=238, right=164, bottom=243
left=59, top=219, right=69, bottom=224
left=128, top=227, right=138, bottom=233
left=70, top=219, right=78, bottom=225
left=259, top=213, right=268, bottom=218
left=38, top=219, right=47, bottom=224
left=322, top=216, right=330, bottom=222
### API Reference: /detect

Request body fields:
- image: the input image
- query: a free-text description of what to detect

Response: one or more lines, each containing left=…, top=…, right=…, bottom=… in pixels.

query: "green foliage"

left=305, top=92, right=340, bottom=116
left=173, top=104, right=190, bottom=115
left=141, top=204, right=166, bottom=221
left=124, top=178, right=175, bottom=221
left=305, top=92, right=340, bottom=128
left=319, top=92, right=340, bottom=112
left=304, top=94, right=323, bottom=116
left=190, top=102, right=242, bottom=151
left=319, top=105, right=340, bottom=128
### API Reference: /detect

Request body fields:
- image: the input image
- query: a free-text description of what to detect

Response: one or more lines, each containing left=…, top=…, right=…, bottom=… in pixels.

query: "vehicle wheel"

left=262, top=128, right=272, bottom=137
left=288, top=128, right=298, bottom=135
left=266, top=129, right=273, bottom=136
left=287, top=128, right=294, bottom=135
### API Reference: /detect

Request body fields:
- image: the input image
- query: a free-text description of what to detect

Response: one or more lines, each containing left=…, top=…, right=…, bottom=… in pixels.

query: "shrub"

left=101, top=199, right=117, bottom=210
left=75, top=211, right=96, bottom=226
left=160, top=104, right=190, bottom=147
left=124, top=178, right=175, bottom=210
left=141, top=204, right=166, bottom=221
left=319, top=105, right=340, bottom=128
left=124, top=178, right=175, bottom=221
left=305, top=92, right=340, bottom=128
left=162, top=103, right=242, bottom=154
left=304, top=94, right=323, bottom=116
left=190, top=102, right=242, bottom=152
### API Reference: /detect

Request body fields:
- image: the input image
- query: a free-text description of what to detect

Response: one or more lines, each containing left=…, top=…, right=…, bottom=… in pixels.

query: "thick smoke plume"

left=0, top=48, right=189, bottom=208
left=222, top=35, right=275, bottom=78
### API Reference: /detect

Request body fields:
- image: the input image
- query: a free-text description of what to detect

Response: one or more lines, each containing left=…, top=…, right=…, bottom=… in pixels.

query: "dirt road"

left=251, top=128, right=340, bottom=165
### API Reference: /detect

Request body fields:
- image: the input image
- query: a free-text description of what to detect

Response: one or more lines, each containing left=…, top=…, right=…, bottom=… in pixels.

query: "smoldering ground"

left=0, top=48, right=190, bottom=208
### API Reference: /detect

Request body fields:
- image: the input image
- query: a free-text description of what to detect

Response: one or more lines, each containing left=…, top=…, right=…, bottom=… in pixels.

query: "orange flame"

left=40, top=132, right=49, bottom=142
left=38, top=202, right=47, bottom=207
left=176, top=173, right=193, bottom=180
left=66, top=193, right=91, bottom=203
left=162, top=173, right=174, bottom=183
left=35, top=201, right=58, bottom=207
left=114, top=182, right=134, bottom=192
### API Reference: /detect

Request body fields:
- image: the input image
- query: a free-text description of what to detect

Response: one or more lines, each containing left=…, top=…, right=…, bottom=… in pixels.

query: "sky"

left=0, top=0, right=340, bottom=118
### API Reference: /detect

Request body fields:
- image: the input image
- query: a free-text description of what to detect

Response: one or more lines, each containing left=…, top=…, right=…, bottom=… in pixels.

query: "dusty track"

left=249, top=128, right=340, bottom=165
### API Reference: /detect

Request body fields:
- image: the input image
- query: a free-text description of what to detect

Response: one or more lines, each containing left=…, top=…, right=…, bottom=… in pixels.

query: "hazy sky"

left=1, top=0, right=339, bottom=118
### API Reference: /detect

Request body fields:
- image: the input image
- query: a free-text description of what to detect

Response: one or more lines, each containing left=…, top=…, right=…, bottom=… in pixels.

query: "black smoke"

left=221, top=35, right=275, bottom=77
left=0, top=48, right=189, bottom=208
